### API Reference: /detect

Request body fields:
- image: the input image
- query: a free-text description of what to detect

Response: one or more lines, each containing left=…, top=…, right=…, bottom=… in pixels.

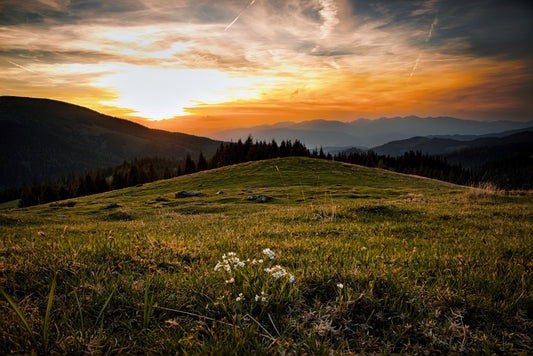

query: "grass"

left=0, top=157, right=532, bottom=354
left=0, top=199, right=19, bottom=210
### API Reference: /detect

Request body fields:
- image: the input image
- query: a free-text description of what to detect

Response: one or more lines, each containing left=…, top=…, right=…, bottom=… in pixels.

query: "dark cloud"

left=0, top=49, right=118, bottom=64
left=0, top=1, right=64, bottom=25
left=347, top=0, right=533, bottom=60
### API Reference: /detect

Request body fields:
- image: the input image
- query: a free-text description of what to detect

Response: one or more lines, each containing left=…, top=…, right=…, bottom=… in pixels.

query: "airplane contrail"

left=407, top=53, right=421, bottom=83
left=7, top=60, right=37, bottom=73
left=224, top=0, right=257, bottom=32
left=426, top=15, right=438, bottom=42
left=408, top=13, right=438, bottom=84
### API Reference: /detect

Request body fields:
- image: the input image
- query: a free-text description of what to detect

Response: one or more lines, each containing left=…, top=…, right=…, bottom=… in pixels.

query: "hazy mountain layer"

left=204, top=117, right=533, bottom=148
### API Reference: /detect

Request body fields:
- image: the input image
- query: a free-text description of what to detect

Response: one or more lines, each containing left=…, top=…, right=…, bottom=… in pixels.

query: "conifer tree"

left=184, top=155, right=196, bottom=174
left=197, top=152, right=208, bottom=171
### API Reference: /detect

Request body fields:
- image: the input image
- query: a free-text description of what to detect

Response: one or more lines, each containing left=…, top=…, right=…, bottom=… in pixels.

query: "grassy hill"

left=0, top=96, right=221, bottom=190
left=0, top=157, right=531, bottom=354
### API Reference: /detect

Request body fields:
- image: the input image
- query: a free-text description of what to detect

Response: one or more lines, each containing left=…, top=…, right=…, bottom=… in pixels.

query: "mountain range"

left=371, top=130, right=533, bottom=160
left=0, top=96, right=221, bottom=190
left=2, top=96, right=532, bottom=192
left=201, top=117, right=533, bottom=149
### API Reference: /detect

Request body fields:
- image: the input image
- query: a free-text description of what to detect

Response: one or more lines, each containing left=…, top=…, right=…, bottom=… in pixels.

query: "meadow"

left=0, top=157, right=531, bottom=354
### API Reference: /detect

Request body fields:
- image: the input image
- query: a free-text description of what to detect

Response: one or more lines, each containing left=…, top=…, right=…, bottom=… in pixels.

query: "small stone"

left=245, top=195, right=272, bottom=203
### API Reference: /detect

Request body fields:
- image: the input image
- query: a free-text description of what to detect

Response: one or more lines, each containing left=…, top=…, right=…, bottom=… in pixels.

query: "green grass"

left=0, top=157, right=532, bottom=354
left=0, top=199, right=19, bottom=210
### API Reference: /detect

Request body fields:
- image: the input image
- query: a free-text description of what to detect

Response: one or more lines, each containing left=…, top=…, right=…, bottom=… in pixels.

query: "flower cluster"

left=214, top=249, right=296, bottom=306
left=255, top=291, right=268, bottom=302
left=262, top=248, right=276, bottom=260
left=265, top=265, right=295, bottom=282
left=214, top=252, right=245, bottom=272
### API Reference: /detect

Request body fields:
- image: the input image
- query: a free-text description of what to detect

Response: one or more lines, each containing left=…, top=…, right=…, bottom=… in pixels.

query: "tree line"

left=13, top=138, right=312, bottom=207
left=4, top=137, right=527, bottom=208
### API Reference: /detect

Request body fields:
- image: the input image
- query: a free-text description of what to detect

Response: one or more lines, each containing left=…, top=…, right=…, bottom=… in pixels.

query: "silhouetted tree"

left=184, top=155, right=196, bottom=174
left=197, top=152, right=208, bottom=171
left=127, top=164, right=140, bottom=186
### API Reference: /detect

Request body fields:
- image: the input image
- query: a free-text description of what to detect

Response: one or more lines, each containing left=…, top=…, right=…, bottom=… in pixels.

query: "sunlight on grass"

left=0, top=157, right=531, bottom=353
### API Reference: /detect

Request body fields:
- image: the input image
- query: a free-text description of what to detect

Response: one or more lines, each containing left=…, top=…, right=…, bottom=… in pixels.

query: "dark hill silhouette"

left=371, top=130, right=533, bottom=161
left=442, top=131, right=533, bottom=167
left=0, top=96, right=221, bottom=190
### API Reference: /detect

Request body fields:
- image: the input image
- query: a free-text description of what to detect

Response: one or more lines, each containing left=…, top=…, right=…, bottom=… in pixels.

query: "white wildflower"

left=236, top=293, right=244, bottom=302
left=262, top=248, right=276, bottom=260
left=214, top=252, right=246, bottom=273
left=255, top=291, right=268, bottom=302
left=337, top=283, right=344, bottom=289
left=225, top=277, right=235, bottom=284
left=265, top=265, right=288, bottom=279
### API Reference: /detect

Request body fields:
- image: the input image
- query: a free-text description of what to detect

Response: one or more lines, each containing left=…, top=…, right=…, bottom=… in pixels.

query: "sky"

left=1, top=0, right=532, bottom=134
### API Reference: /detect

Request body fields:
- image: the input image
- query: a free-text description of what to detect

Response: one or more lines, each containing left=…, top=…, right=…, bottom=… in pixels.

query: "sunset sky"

left=1, top=0, right=532, bottom=134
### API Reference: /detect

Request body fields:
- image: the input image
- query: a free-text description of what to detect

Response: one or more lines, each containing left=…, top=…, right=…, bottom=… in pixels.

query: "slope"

left=0, top=96, right=222, bottom=190
left=1, top=157, right=531, bottom=354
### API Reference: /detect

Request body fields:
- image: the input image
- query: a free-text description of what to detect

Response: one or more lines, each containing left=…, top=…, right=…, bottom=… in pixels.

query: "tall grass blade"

left=0, top=287, right=37, bottom=346
left=142, top=283, right=154, bottom=329
left=73, top=291, right=85, bottom=338
left=42, top=272, right=57, bottom=351
left=94, top=288, right=116, bottom=328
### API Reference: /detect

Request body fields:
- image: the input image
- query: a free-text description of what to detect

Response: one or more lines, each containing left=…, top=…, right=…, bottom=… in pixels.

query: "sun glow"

left=98, top=66, right=269, bottom=120
left=1, top=0, right=531, bottom=130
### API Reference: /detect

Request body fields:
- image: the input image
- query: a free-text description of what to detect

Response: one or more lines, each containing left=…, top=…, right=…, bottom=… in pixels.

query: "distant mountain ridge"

left=0, top=96, right=221, bottom=190
left=370, top=129, right=533, bottom=157
left=204, top=117, right=533, bottom=149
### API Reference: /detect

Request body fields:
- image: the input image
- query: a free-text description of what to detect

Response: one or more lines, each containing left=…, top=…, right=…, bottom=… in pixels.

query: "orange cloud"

left=1, top=0, right=531, bottom=132
left=139, top=57, right=531, bottom=134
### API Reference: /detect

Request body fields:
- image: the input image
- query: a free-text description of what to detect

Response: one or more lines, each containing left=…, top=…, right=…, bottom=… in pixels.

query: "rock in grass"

left=245, top=195, right=272, bottom=203
left=104, top=202, right=121, bottom=209
left=49, top=201, right=76, bottom=208
left=105, top=210, right=134, bottom=221
left=175, top=191, right=204, bottom=198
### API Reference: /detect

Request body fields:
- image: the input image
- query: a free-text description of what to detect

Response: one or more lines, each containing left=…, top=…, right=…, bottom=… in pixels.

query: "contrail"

left=425, top=15, right=438, bottom=42
left=224, top=0, right=256, bottom=32
left=7, top=60, right=37, bottom=73
left=407, top=53, right=421, bottom=83
left=407, top=13, right=438, bottom=84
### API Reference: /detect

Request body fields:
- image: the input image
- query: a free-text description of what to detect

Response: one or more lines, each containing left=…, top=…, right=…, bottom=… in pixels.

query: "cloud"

left=318, top=0, right=339, bottom=38
left=0, top=0, right=531, bottom=126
